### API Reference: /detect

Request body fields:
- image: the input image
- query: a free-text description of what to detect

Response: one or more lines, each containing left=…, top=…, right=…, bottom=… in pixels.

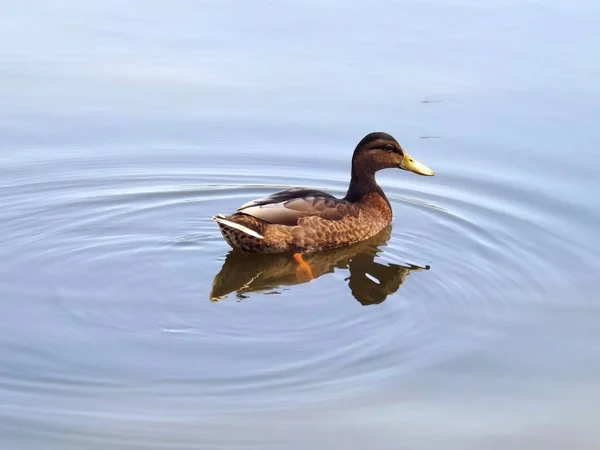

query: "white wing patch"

left=212, top=216, right=264, bottom=239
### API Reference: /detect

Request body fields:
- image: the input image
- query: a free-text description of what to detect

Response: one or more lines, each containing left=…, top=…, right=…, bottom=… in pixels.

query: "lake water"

left=1, top=1, right=600, bottom=449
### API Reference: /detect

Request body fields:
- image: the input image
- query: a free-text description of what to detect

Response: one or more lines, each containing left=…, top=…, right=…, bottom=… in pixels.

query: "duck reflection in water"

left=210, top=225, right=430, bottom=305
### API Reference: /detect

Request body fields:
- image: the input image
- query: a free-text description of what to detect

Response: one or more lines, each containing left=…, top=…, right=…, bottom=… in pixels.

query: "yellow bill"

left=399, top=152, right=434, bottom=176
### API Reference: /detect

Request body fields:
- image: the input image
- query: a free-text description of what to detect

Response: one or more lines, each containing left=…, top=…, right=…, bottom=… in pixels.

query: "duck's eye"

left=385, top=144, right=394, bottom=151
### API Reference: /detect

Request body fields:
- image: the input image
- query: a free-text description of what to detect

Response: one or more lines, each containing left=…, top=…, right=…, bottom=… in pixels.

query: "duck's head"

left=351, top=132, right=434, bottom=177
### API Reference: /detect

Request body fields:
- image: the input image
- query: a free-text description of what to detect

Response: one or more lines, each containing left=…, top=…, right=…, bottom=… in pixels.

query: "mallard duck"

left=212, top=132, right=434, bottom=268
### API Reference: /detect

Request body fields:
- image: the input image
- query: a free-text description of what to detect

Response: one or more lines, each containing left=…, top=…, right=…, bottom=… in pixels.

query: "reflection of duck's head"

left=209, top=225, right=430, bottom=305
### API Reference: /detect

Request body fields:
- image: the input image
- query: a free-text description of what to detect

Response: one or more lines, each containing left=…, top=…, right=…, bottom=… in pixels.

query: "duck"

left=212, top=131, right=434, bottom=275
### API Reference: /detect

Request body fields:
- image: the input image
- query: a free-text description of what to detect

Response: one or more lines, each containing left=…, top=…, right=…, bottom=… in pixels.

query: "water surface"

left=1, top=1, right=600, bottom=449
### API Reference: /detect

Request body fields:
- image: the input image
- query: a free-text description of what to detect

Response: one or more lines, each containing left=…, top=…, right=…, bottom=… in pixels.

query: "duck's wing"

left=237, top=187, right=360, bottom=226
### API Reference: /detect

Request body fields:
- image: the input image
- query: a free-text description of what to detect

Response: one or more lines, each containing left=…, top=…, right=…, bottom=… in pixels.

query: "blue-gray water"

left=1, top=1, right=600, bottom=449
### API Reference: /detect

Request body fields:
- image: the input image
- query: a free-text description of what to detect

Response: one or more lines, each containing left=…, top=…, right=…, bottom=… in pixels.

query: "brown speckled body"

left=213, top=131, right=433, bottom=254
left=217, top=192, right=392, bottom=253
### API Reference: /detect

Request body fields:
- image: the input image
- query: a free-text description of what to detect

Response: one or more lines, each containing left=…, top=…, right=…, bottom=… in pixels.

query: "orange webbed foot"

left=293, top=253, right=314, bottom=281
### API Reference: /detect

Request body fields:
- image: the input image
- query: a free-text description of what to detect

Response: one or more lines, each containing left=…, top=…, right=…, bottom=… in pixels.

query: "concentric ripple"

left=1, top=147, right=599, bottom=431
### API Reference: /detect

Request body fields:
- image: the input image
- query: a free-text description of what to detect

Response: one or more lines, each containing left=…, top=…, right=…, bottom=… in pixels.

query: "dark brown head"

left=351, top=132, right=434, bottom=177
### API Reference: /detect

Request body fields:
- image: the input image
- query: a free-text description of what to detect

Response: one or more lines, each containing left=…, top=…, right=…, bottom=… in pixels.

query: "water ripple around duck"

left=1, top=150, right=598, bottom=422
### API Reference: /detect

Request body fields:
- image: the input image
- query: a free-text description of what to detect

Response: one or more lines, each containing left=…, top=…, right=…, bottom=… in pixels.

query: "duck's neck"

left=343, top=168, right=392, bottom=214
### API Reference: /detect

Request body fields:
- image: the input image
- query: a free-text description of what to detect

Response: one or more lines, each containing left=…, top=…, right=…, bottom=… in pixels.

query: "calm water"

left=2, top=1, right=600, bottom=449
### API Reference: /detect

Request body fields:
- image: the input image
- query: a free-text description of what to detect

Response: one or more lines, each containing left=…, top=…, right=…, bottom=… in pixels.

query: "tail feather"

left=212, top=216, right=264, bottom=239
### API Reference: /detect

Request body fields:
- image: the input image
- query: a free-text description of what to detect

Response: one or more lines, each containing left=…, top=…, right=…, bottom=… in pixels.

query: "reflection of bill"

left=210, top=226, right=430, bottom=305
